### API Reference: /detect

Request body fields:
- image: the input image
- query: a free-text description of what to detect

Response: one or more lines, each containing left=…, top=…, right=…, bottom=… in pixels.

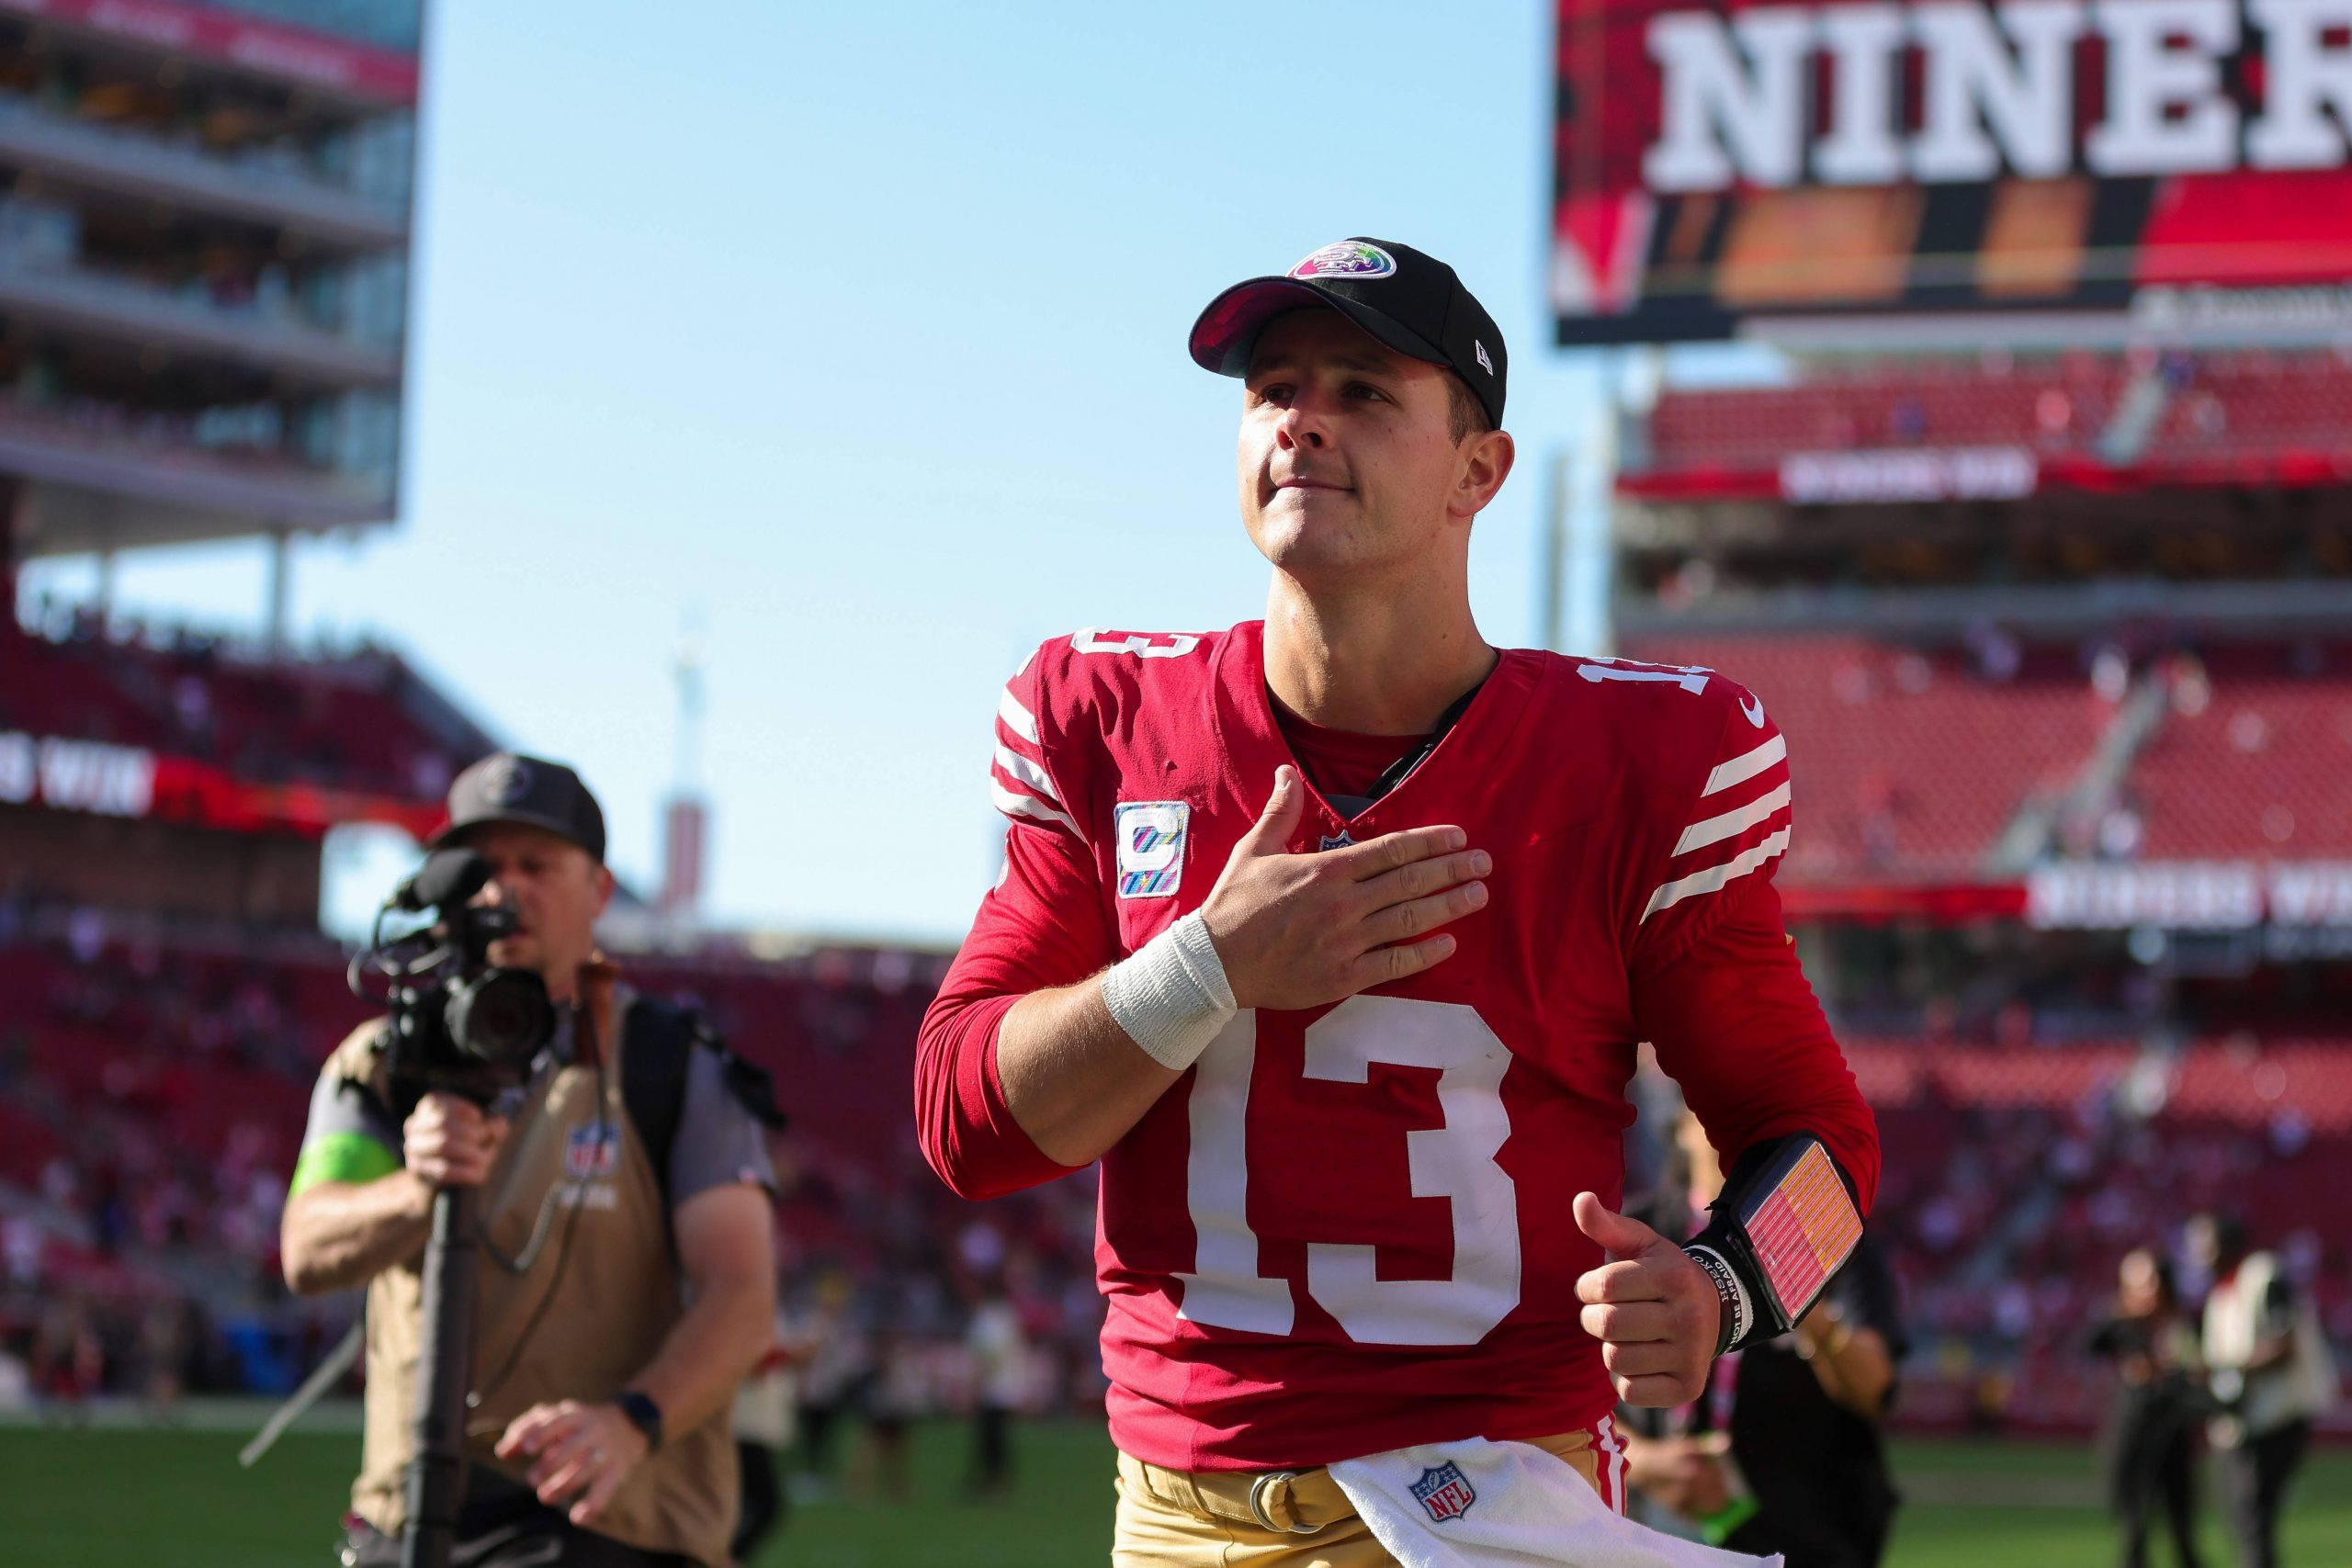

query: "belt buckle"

left=1247, top=1470, right=1320, bottom=1535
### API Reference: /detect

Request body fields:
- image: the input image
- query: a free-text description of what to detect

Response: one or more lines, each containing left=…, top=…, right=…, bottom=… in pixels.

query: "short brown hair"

left=1445, top=372, right=1493, bottom=445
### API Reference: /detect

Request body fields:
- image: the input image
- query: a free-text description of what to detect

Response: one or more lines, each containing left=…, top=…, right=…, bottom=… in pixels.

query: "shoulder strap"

left=620, top=995, right=790, bottom=1206
left=619, top=996, right=698, bottom=1205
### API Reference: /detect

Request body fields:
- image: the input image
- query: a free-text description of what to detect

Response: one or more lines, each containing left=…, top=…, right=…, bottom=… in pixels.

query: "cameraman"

left=282, top=754, right=780, bottom=1568
left=2190, top=1212, right=2337, bottom=1568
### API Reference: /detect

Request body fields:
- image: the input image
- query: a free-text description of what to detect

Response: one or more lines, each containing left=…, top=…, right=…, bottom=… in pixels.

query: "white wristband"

left=1100, top=909, right=1237, bottom=1071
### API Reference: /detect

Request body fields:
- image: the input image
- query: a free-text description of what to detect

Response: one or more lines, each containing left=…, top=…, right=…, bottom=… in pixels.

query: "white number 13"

left=1175, top=994, right=1522, bottom=1347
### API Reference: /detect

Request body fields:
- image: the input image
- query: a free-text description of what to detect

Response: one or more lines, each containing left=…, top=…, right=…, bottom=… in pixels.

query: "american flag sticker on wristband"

left=1737, top=1141, right=1862, bottom=1320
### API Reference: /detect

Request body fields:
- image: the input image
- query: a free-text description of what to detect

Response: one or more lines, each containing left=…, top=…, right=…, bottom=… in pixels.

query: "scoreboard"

left=1553, top=0, right=2352, bottom=344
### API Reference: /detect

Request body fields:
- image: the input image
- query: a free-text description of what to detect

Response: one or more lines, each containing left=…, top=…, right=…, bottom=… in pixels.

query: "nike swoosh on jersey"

left=1739, top=694, right=1766, bottom=728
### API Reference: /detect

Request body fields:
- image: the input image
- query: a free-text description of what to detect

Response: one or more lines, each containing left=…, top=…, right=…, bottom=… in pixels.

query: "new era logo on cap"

left=1475, top=340, right=1493, bottom=376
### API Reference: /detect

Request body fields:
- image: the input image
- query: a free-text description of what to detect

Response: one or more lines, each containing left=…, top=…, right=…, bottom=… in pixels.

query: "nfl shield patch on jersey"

left=1408, top=1461, right=1477, bottom=1522
left=1114, top=802, right=1189, bottom=898
left=565, top=1120, right=621, bottom=1180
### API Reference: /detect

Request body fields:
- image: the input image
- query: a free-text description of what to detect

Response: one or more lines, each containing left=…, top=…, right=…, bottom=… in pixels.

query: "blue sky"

left=26, top=0, right=1662, bottom=943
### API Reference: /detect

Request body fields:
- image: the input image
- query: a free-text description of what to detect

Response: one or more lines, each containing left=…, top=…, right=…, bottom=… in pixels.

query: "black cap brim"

left=425, top=811, right=599, bottom=860
left=1189, top=276, right=1453, bottom=381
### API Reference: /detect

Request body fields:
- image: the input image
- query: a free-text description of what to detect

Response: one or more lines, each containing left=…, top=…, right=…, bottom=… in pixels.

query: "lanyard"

left=1360, top=676, right=1487, bottom=807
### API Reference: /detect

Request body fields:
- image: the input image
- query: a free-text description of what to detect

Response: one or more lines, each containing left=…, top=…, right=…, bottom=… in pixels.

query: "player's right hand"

left=402, top=1091, right=509, bottom=1188
left=1200, top=765, right=1487, bottom=1011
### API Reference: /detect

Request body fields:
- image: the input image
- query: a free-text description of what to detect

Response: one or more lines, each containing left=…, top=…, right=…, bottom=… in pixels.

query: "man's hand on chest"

left=1198, top=766, right=1491, bottom=1010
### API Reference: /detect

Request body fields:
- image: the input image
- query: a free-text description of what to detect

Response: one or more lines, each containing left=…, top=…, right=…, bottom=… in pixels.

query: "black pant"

left=1724, top=1469, right=1897, bottom=1568
left=2116, top=1423, right=2203, bottom=1568
left=731, top=1439, right=787, bottom=1562
left=797, top=1399, right=844, bottom=1475
left=2220, top=1420, right=2310, bottom=1568
left=968, top=1404, right=1012, bottom=1495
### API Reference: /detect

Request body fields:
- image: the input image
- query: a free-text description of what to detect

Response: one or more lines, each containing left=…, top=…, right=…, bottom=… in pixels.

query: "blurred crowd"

left=4, top=601, right=472, bottom=802
left=1, top=909, right=2345, bottom=1444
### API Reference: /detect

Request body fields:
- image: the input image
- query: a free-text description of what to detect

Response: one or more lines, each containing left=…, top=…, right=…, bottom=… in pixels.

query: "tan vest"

left=338, top=973, right=736, bottom=1566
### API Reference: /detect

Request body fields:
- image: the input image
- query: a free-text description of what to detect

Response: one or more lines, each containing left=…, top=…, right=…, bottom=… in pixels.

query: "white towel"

left=1329, top=1437, right=1783, bottom=1568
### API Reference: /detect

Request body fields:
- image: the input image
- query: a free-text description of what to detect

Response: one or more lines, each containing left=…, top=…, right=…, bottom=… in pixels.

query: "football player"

left=916, top=238, right=1880, bottom=1565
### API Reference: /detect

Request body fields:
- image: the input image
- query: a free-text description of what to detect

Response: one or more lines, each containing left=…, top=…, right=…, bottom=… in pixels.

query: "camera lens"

left=446, top=968, right=552, bottom=1066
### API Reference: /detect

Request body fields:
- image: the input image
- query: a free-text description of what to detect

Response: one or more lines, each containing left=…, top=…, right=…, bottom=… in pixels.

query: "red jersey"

left=917, top=622, right=1878, bottom=1472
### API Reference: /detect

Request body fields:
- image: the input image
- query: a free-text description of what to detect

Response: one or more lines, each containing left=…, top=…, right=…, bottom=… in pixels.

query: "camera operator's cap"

left=1188, top=237, right=1508, bottom=428
left=428, top=752, right=607, bottom=863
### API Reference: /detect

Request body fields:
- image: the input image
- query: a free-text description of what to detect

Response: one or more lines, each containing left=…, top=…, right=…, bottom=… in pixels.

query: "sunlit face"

left=2119, top=1248, right=2162, bottom=1314
left=461, top=822, right=612, bottom=992
left=1238, top=309, right=1489, bottom=583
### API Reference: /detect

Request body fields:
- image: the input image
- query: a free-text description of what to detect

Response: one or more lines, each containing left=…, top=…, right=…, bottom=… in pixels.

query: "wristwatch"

left=613, top=1389, right=664, bottom=1451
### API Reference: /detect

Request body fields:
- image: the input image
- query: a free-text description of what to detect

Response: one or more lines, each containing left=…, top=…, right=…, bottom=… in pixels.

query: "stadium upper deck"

left=1622, top=349, right=2352, bottom=506
left=0, top=0, right=420, bottom=559
left=1611, top=337, right=2352, bottom=943
left=1615, top=630, right=2352, bottom=892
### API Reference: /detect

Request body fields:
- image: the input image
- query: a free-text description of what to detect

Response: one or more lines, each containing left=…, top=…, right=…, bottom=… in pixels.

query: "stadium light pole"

left=266, top=525, right=292, bottom=657
left=1548, top=347, right=1624, bottom=660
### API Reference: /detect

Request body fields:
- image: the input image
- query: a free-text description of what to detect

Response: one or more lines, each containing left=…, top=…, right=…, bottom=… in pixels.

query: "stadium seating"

left=1849, top=1032, right=2352, bottom=1433
left=1634, top=350, right=2352, bottom=489
left=2146, top=351, right=2352, bottom=470
left=2124, top=644, right=2352, bottom=859
left=1, top=918, right=2341, bottom=1433
left=0, top=611, right=476, bottom=801
left=1617, top=634, right=2106, bottom=883
left=1603, top=634, right=2352, bottom=874
left=1637, top=358, right=2126, bottom=479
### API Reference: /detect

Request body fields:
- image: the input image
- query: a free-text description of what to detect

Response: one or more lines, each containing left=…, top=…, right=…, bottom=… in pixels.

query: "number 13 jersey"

left=917, top=621, right=1878, bottom=1473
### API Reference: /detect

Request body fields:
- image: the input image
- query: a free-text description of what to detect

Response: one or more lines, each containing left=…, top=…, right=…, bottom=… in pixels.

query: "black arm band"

left=1681, top=1133, right=1864, bottom=1356
left=614, top=1388, right=664, bottom=1450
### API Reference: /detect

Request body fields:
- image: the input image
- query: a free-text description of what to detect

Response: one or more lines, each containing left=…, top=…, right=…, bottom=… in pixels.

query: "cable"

left=465, top=1051, right=604, bottom=1415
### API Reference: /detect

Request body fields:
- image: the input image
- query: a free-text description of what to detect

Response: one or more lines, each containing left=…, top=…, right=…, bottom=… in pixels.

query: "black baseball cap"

left=1189, top=238, right=1508, bottom=428
left=427, top=751, right=607, bottom=863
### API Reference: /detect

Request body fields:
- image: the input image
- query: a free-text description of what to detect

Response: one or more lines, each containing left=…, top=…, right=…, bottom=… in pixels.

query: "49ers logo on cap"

left=477, top=754, right=536, bottom=806
left=1290, top=241, right=1396, bottom=280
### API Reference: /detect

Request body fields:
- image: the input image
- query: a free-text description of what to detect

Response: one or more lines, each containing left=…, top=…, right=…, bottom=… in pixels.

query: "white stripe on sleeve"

left=990, top=776, right=1080, bottom=838
left=1643, top=827, right=1791, bottom=920
left=998, top=686, right=1041, bottom=746
left=992, top=742, right=1061, bottom=804
left=1702, top=732, right=1786, bottom=797
left=1672, top=781, right=1792, bottom=856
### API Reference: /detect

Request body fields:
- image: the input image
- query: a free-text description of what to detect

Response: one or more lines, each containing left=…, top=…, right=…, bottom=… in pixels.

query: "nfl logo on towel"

left=1408, top=1461, right=1476, bottom=1522
left=565, top=1120, right=620, bottom=1180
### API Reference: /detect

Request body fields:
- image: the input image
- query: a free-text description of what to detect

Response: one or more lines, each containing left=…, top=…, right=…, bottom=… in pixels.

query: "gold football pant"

left=1111, top=1417, right=1627, bottom=1567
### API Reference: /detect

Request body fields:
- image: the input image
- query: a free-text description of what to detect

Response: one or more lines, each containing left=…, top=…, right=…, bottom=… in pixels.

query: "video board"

left=1553, top=0, right=2352, bottom=344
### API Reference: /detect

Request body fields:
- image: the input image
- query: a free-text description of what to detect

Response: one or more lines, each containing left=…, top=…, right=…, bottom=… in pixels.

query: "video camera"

left=351, top=847, right=555, bottom=1100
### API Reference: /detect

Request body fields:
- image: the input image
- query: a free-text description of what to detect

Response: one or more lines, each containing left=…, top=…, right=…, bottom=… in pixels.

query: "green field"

left=0, top=1414, right=2345, bottom=1567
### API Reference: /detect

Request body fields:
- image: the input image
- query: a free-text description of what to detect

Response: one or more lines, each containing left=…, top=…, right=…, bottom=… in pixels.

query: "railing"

left=0, top=94, right=409, bottom=243
left=0, top=254, right=401, bottom=381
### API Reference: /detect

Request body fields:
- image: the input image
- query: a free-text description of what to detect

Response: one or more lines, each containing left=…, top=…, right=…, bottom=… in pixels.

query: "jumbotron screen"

left=1552, top=0, right=2352, bottom=344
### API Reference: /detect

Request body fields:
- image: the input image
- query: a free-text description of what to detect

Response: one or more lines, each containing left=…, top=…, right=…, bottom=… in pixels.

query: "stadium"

left=2, top=1, right=2347, bottom=1565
